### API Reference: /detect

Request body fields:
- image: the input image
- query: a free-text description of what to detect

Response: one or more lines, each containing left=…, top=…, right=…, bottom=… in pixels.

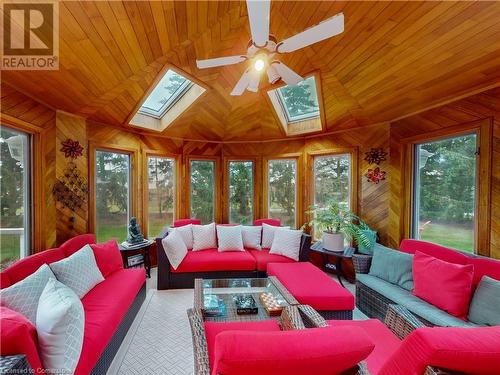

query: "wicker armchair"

left=187, top=306, right=369, bottom=375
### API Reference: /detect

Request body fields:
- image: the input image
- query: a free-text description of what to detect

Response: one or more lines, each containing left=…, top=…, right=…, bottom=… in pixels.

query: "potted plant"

left=305, top=201, right=372, bottom=252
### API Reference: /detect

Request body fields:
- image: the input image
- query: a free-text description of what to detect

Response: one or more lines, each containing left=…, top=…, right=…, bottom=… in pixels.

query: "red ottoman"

left=267, top=262, right=354, bottom=319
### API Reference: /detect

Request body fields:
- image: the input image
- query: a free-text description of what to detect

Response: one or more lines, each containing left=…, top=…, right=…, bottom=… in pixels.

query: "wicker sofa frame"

left=156, top=226, right=311, bottom=290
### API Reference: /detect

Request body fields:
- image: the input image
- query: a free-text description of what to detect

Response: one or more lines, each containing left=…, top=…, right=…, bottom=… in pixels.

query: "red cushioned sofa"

left=353, top=239, right=500, bottom=327
left=156, top=219, right=311, bottom=289
left=0, top=234, right=146, bottom=374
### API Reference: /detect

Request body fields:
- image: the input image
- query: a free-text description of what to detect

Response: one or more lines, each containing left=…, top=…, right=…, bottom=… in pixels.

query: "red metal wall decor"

left=365, top=167, right=386, bottom=184
left=364, top=147, right=387, bottom=165
left=60, top=138, right=84, bottom=159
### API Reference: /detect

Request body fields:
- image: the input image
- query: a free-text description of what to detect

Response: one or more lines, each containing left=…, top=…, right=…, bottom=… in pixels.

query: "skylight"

left=138, top=70, right=193, bottom=119
left=277, top=76, right=319, bottom=122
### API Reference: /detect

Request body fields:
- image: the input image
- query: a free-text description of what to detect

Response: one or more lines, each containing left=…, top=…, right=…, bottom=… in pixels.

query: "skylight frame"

left=275, top=76, right=320, bottom=123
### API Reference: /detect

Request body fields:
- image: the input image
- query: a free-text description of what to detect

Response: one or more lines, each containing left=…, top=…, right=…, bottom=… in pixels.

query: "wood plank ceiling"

left=2, top=1, right=500, bottom=141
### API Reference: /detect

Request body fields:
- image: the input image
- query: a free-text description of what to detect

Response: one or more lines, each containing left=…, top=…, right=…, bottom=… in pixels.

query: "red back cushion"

left=174, top=219, right=201, bottom=227
left=213, top=326, right=374, bottom=375
left=0, top=307, right=43, bottom=372
left=253, top=218, right=281, bottom=227
left=468, top=257, right=500, bottom=286
left=413, top=251, right=474, bottom=319
left=90, top=240, right=123, bottom=278
left=379, top=326, right=500, bottom=375
left=61, top=233, right=96, bottom=257
left=400, top=239, right=469, bottom=265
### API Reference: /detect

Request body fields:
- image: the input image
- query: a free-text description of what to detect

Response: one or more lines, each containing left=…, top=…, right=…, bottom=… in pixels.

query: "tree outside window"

left=190, top=160, right=215, bottom=224
left=228, top=161, right=253, bottom=225
left=148, top=157, right=175, bottom=238
left=268, top=159, right=297, bottom=228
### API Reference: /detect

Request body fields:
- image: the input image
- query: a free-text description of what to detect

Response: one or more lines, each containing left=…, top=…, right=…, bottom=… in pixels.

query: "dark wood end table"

left=310, top=241, right=355, bottom=287
left=119, top=239, right=154, bottom=278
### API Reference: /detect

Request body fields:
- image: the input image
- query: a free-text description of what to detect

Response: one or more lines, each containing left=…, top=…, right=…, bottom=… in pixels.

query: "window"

left=190, top=160, right=215, bottom=224
left=0, top=126, right=31, bottom=267
left=268, top=159, right=297, bottom=228
left=228, top=161, right=254, bottom=225
left=413, top=133, right=477, bottom=253
left=147, top=156, right=175, bottom=238
left=277, top=76, right=320, bottom=122
left=313, top=154, right=351, bottom=209
left=95, top=150, right=131, bottom=242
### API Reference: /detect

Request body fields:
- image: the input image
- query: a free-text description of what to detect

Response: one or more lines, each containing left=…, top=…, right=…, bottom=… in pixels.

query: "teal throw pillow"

left=369, top=244, right=414, bottom=291
left=468, top=276, right=500, bottom=326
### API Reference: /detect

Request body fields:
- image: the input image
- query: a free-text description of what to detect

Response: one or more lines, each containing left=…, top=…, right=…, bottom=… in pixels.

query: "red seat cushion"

left=90, top=240, right=123, bottom=278
left=249, top=249, right=296, bottom=271
left=174, top=219, right=201, bottom=227
left=413, top=251, right=474, bottom=319
left=171, top=249, right=256, bottom=273
left=253, top=218, right=281, bottom=226
left=213, top=325, right=374, bottom=375
left=74, top=268, right=145, bottom=375
left=328, top=319, right=400, bottom=375
left=378, top=326, right=500, bottom=375
left=267, top=262, right=354, bottom=311
left=0, top=307, right=43, bottom=372
left=204, top=320, right=280, bottom=370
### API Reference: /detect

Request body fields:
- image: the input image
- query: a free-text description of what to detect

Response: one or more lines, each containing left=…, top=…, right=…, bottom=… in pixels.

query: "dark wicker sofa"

left=156, top=226, right=311, bottom=289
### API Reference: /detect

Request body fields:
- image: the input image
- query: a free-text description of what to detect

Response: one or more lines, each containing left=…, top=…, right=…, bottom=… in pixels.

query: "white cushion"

left=49, top=245, right=104, bottom=299
left=242, top=226, right=262, bottom=250
left=261, top=223, right=290, bottom=249
left=0, top=264, right=55, bottom=324
left=269, top=228, right=303, bottom=261
left=217, top=225, right=244, bottom=252
left=168, top=224, right=193, bottom=249
left=36, top=278, right=84, bottom=373
left=192, top=223, right=217, bottom=251
left=162, top=230, right=188, bottom=270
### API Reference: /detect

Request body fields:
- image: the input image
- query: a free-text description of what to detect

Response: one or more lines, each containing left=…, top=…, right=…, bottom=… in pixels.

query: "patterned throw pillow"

left=168, top=224, right=194, bottom=249
left=242, top=226, right=262, bottom=250
left=217, top=225, right=244, bottom=252
left=49, top=245, right=104, bottom=299
left=0, top=263, right=55, bottom=324
left=36, top=278, right=84, bottom=373
left=192, top=223, right=217, bottom=251
left=269, top=228, right=303, bottom=261
left=262, top=223, right=290, bottom=249
left=162, top=230, right=188, bottom=270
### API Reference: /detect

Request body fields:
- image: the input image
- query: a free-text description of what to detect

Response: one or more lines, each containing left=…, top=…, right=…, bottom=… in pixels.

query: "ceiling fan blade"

left=246, top=0, right=270, bottom=47
left=273, top=62, right=303, bottom=85
left=231, top=70, right=252, bottom=96
left=246, top=71, right=261, bottom=92
left=276, top=12, right=344, bottom=53
left=196, top=55, right=247, bottom=69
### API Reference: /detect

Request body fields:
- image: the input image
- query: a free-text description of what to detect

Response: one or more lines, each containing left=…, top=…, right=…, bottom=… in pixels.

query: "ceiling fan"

left=195, top=0, right=344, bottom=96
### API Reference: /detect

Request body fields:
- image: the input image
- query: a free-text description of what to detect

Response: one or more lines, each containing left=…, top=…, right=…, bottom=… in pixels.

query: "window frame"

left=264, top=154, right=302, bottom=229
left=276, top=76, right=320, bottom=123
left=223, top=157, right=259, bottom=224
left=186, top=156, right=220, bottom=223
left=142, top=151, right=180, bottom=238
left=89, top=143, right=138, bottom=240
left=402, top=118, right=492, bottom=256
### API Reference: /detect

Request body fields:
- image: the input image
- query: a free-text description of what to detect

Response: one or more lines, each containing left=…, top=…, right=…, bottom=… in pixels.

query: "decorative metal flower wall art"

left=60, top=138, right=84, bottom=159
left=364, top=147, right=387, bottom=165
left=52, top=162, right=89, bottom=211
left=365, top=167, right=386, bottom=184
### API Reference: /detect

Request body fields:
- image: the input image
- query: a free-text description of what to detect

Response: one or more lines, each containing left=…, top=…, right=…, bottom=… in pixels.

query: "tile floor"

left=107, top=268, right=365, bottom=375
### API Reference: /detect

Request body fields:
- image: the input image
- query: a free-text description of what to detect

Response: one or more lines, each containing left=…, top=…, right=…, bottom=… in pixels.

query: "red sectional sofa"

left=0, top=234, right=146, bottom=374
left=156, top=219, right=311, bottom=289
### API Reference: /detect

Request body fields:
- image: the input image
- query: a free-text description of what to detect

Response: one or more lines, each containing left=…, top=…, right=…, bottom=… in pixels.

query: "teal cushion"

left=368, top=244, right=414, bottom=291
left=357, top=274, right=478, bottom=327
left=468, top=276, right=500, bottom=326
left=357, top=230, right=377, bottom=255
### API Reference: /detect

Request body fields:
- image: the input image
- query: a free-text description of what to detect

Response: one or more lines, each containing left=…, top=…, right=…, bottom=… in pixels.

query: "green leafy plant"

left=304, top=201, right=373, bottom=248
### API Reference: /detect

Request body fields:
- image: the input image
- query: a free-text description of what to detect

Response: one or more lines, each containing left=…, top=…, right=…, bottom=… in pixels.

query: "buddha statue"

left=127, top=217, right=145, bottom=244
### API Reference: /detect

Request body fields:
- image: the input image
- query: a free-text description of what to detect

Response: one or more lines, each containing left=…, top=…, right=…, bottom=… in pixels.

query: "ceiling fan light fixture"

left=254, top=58, right=265, bottom=72
left=267, top=63, right=280, bottom=84
left=247, top=72, right=260, bottom=92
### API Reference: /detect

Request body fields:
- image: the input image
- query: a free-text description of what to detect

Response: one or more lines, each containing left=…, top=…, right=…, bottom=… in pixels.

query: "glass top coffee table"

left=194, top=277, right=298, bottom=322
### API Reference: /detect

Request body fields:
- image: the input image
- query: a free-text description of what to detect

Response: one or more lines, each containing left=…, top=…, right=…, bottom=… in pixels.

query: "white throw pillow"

left=192, top=223, right=217, bottom=251
left=168, top=224, right=194, bottom=249
left=217, top=225, right=244, bottom=252
left=36, top=278, right=84, bottom=374
left=0, top=264, right=55, bottom=324
left=49, top=245, right=104, bottom=299
left=241, top=226, right=262, bottom=250
left=162, top=230, right=188, bottom=270
left=261, top=223, right=290, bottom=249
left=269, top=228, right=303, bottom=261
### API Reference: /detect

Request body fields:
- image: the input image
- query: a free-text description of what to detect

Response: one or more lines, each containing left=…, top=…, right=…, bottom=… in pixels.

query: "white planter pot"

left=322, top=232, right=344, bottom=252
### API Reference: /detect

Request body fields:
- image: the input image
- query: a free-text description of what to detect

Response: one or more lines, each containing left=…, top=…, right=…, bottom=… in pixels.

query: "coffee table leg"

left=336, top=258, right=345, bottom=288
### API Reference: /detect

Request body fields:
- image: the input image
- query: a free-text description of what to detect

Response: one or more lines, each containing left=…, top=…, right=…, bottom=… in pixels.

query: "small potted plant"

left=305, top=201, right=372, bottom=252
